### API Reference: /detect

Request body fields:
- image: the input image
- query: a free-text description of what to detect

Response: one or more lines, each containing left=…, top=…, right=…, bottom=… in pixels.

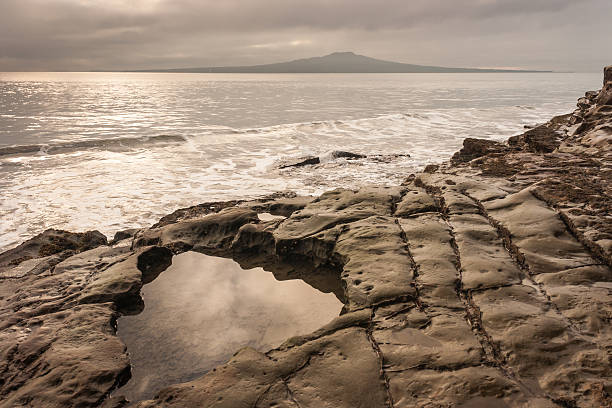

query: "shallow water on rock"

left=116, top=251, right=342, bottom=402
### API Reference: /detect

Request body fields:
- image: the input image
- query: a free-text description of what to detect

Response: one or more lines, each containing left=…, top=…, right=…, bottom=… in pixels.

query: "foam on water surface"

left=0, top=72, right=602, bottom=251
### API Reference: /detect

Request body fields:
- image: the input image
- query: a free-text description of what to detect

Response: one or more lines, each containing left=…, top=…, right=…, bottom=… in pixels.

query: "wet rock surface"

left=276, top=151, right=408, bottom=169
left=329, top=150, right=367, bottom=159
left=1, top=68, right=611, bottom=407
left=0, top=229, right=108, bottom=278
left=278, top=155, right=321, bottom=169
left=451, top=137, right=508, bottom=163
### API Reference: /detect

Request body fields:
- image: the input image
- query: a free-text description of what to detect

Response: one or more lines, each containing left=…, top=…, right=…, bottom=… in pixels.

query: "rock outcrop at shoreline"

left=1, top=67, right=611, bottom=408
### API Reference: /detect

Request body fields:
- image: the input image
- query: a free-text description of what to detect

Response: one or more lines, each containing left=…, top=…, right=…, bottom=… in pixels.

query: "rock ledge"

left=1, top=67, right=611, bottom=408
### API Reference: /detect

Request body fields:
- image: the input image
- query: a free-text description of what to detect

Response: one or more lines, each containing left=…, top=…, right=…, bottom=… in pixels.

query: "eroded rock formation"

left=1, top=66, right=611, bottom=408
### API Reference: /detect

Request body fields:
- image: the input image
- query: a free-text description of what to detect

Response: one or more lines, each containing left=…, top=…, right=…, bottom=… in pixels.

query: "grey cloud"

left=0, top=0, right=609, bottom=71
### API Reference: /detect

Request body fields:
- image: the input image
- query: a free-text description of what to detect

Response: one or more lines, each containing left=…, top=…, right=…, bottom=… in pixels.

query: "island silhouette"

left=134, top=51, right=549, bottom=73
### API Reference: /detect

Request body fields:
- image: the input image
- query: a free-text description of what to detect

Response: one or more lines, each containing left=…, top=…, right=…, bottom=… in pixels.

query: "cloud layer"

left=1, top=0, right=610, bottom=71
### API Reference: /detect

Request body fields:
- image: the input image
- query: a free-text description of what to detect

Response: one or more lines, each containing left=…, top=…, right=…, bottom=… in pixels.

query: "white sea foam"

left=0, top=72, right=602, bottom=251
left=0, top=107, right=563, bottom=251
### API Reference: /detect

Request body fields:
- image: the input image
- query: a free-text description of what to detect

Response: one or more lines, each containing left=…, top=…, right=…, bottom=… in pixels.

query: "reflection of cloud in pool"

left=116, top=252, right=342, bottom=402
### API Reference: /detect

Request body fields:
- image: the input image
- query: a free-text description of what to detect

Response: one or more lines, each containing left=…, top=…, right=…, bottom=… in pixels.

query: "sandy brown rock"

left=334, top=215, right=416, bottom=310
left=152, top=192, right=305, bottom=229
left=134, top=207, right=259, bottom=253
left=274, top=186, right=403, bottom=240
left=508, top=121, right=566, bottom=153
left=134, top=328, right=388, bottom=408
left=396, top=214, right=462, bottom=309
left=451, top=137, right=508, bottom=163
left=241, top=195, right=314, bottom=217
left=0, top=229, right=107, bottom=276
left=0, top=245, right=172, bottom=408
left=450, top=213, right=522, bottom=290
left=393, top=187, right=436, bottom=216
left=605, top=65, right=612, bottom=85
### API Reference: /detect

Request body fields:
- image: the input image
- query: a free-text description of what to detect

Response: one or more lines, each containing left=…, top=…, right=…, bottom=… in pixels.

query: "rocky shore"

left=1, top=67, right=611, bottom=408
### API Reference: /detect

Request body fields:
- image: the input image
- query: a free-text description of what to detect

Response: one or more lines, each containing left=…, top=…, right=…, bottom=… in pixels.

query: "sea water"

left=0, top=72, right=602, bottom=251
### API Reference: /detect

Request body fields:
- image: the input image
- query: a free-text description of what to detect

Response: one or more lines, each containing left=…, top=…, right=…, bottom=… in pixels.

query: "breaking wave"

left=0, top=109, right=546, bottom=159
left=0, top=71, right=600, bottom=252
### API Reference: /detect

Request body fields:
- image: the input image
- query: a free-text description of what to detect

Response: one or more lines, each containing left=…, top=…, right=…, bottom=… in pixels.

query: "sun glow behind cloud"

left=249, top=40, right=313, bottom=49
left=72, top=0, right=164, bottom=12
left=0, top=0, right=610, bottom=71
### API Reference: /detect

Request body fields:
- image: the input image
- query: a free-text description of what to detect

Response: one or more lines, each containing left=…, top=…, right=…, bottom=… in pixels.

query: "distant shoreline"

left=2, top=71, right=574, bottom=74
left=125, top=51, right=553, bottom=74
left=125, top=70, right=554, bottom=74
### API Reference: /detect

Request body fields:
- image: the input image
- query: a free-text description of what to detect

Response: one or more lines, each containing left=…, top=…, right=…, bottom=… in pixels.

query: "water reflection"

left=116, top=252, right=342, bottom=402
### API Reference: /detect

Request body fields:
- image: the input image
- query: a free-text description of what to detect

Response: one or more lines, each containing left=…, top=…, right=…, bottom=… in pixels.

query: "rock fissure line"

left=560, top=263, right=608, bottom=271
left=390, top=192, right=402, bottom=215
left=383, top=362, right=492, bottom=373
left=281, top=354, right=313, bottom=384
left=347, top=296, right=415, bottom=315
left=530, top=188, right=612, bottom=268
left=425, top=191, right=488, bottom=346
left=462, top=190, right=599, bottom=343
left=329, top=225, right=351, bottom=309
left=467, top=283, right=515, bottom=294
left=282, top=380, right=303, bottom=408
left=0, top=275, right=29, bottom=281
left=424, top=187, right=524, bottom=385
left=377, top=304, right=421, bottom=322
left=394, top=218, right=425, bottom=311
left=252, top=383, right=275, bottom=408
left=461, top=190, right=540, bottom=269
left=94, top=365, right=131, bottom=408
left=0, top=345, right=19, bottom=379
left=367, top=309, right=395, bottom=408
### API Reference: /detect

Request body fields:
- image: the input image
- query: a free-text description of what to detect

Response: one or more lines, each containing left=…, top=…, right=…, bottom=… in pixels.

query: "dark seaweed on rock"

left=330, top=150, right=367, bottom=159
left=278, top=155, right=321, bottom=169
left=277, top=151, right=408, bottom=169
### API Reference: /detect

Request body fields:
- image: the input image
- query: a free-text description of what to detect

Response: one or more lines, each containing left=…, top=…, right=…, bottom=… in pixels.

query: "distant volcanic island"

left=134, top=51, right=550, bottom=73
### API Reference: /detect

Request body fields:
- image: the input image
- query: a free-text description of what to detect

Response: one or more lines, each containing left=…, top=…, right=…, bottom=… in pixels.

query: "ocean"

left=0, top=72, right=601, bottom=251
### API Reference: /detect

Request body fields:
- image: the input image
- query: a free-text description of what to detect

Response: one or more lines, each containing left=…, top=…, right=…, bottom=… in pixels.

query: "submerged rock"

left=329, top=150, right=367, bottom=159
left=1, top=67, right=612, bottom=408
left=278, top=155, right=320, bottom=168
left=277, top=151, right=409, bottom=169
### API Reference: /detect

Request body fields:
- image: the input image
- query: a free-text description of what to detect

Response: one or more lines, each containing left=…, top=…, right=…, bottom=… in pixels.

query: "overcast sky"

left=0, top=0, right=610, bottom=72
